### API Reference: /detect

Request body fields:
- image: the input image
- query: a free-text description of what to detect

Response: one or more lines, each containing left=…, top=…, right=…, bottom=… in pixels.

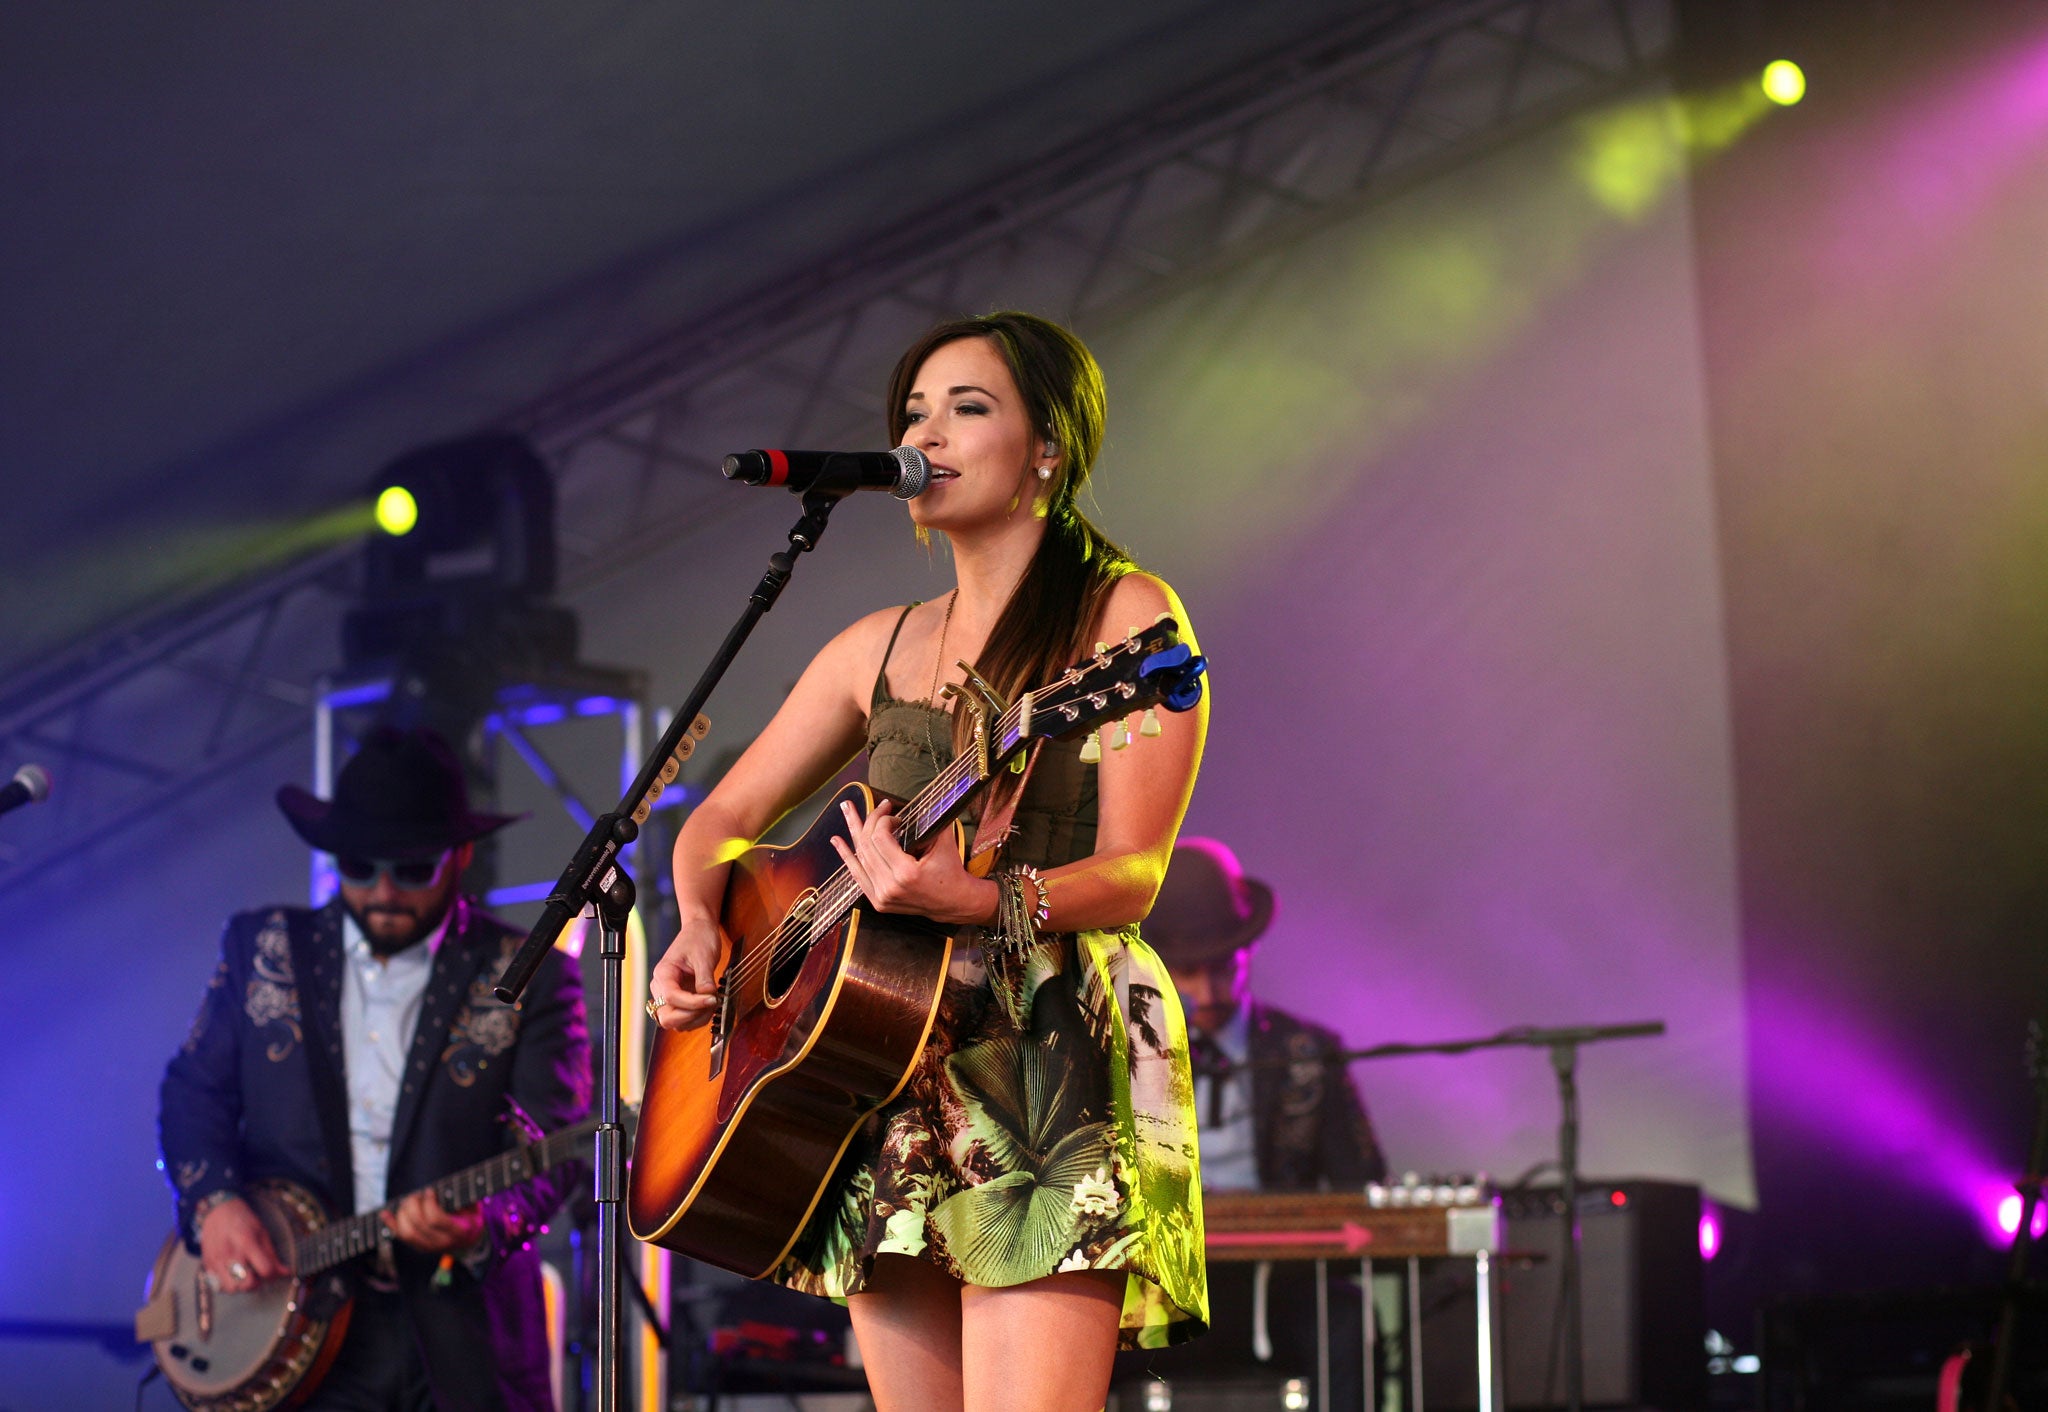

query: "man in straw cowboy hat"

left=159, top=725, right=589, bottom=1410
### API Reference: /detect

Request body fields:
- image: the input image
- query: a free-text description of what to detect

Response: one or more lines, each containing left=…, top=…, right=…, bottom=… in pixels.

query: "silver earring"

left=1036, top=466, right=1053, bottom=481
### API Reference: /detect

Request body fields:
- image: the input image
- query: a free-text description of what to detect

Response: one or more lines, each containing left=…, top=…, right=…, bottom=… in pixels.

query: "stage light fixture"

left=1761, top=60, right=1806, bottom=107
left=344, top=432, right=576, bottom=676
left=360, top=432, right=556, bottom=599
left=375, top=484, right=418, bottom=537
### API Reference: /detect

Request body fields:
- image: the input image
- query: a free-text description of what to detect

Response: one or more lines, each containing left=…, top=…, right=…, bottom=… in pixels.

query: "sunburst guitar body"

left=628, top=617, right=1208, bottom=1277
left=628, top=784, right=958, bottom=1275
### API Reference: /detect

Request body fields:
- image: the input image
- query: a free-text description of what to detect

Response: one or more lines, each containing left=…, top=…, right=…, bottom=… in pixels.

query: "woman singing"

left=650, top=311, right=1208, bottom=1411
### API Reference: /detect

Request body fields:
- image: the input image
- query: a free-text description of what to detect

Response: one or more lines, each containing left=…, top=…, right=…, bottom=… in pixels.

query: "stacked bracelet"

left=990, top=864, right=1053, bottom=954
left=1010, top=864, right=1051, bottom=927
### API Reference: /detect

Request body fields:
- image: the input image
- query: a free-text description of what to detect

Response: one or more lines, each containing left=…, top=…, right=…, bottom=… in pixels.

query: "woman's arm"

left=652, top=609, right=888, bottom=1029
left=1036, top=571, right=1207, bottom=931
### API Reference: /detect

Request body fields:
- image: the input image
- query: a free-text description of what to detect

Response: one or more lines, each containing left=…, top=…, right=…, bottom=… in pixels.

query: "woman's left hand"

left=832, top=797, right=997, bottom=926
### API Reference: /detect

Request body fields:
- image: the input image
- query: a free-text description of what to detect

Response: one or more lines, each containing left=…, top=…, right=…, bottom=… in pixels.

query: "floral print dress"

left=767, top=613, right=1208, bottom=1349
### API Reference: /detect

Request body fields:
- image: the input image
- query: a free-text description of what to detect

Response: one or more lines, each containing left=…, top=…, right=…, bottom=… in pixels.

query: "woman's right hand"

left=650, top=913, right=723, bottom=1031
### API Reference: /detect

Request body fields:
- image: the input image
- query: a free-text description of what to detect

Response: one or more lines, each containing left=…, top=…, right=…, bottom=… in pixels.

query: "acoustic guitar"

left=138, top=1115, right=599, bottom=1412
left=627, top=617, right=1206, bottom=1276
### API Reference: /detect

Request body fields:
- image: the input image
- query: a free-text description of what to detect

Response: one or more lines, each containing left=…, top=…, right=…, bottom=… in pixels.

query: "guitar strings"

left=716, top=696, right=1025, bottom=996
left=715, top=637, right=1154, bottom=1001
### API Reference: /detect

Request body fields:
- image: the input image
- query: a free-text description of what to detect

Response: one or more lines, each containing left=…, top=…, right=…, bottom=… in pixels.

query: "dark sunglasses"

left=334, top=852, right=451, bottom=888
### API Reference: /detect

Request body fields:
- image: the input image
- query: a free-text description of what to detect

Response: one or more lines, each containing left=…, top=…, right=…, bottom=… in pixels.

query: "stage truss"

left=0, top=0, right=1671, bottom=894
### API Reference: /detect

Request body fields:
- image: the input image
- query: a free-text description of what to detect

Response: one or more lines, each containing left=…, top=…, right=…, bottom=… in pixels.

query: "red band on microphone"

left=766, top=448, right=791, bottom=486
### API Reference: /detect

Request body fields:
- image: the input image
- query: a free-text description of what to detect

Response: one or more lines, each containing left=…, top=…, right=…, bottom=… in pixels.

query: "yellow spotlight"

left=374, top=484, right=418, bottom=536
left=1761, top=60, right=1806, bottom=107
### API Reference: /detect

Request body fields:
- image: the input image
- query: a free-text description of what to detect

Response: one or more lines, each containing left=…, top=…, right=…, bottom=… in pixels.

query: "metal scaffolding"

left=0, top=545, right=359, bottom=891
left=0, top=0, right=1671, bottom=895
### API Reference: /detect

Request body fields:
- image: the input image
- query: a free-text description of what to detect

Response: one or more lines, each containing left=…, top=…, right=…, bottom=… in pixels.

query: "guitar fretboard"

left=788, top=695, right=1030, bottom=949
left=289, top=1120, right=596, bottom=1275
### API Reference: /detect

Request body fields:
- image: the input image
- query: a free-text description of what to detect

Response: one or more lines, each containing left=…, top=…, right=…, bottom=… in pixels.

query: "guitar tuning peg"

left=1110, top=719, right=1131, bottom=751
left=1140, top=707, right=1162, bottom=738
left=1079, top=730, right=1102, bottom=764
left=1094, top=641, right=1109, bottom=655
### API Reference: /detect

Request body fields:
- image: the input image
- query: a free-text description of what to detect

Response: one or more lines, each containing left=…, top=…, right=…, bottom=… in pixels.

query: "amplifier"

left=1421, top=1179, right=1704, bottom=1411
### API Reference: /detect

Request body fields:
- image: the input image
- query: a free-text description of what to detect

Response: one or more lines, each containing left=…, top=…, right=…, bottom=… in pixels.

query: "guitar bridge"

left=707, top=975, right=732, bottom=1080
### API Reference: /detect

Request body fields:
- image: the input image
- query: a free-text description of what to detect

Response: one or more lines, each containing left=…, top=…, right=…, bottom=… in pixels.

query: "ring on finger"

left=644, top=994, right=667, bottom=1020
left=229, top=1260, right=251, bottom=1282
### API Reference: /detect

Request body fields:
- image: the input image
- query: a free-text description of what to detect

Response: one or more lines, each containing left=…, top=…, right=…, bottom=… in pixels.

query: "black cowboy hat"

left=276, top=726, right=521, bottom=859
left=1144, top=837, right=1277, bottom=968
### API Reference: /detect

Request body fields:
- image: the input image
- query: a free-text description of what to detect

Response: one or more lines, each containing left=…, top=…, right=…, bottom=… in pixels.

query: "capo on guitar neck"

left=951, top=661, right=1007, bottom=718
left=940, top=661, right=1007, bottom=782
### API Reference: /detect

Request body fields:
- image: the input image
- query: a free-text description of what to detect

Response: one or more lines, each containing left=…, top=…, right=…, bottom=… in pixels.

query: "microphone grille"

left=889, top=446, right=931, bottom=500
left=13, top=763, right=50, bottom=802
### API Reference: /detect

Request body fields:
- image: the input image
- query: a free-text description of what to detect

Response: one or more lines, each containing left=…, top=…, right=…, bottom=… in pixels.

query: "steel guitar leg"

left=1362, top=1257, right=1376, bottom=1412
left=1408, top=1257, right=1424, bottom=1412
left=1317, top=1258, right=1331, bottom=1412
left=1474, top=1249, right=1503, bottom=1412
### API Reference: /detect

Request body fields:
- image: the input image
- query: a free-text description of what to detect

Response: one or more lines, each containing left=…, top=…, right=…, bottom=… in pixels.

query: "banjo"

left=136, top=1115, right=599, bottom=1412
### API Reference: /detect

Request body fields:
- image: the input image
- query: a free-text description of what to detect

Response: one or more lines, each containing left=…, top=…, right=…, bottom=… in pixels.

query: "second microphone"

left=722, top=447, right=931, bottom=499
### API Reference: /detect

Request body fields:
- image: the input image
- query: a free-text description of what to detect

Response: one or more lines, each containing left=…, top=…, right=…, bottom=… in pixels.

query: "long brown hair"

left=885, top=312, right=1136, bottom=746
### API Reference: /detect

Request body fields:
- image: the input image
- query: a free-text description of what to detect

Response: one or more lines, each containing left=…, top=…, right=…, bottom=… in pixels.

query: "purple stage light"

left=1754, top=984, right=2010, bottom=1239
left=1699, top=1204, right=1723, bottom=1262
left=1993, top=1191, right=2048, bottom=1242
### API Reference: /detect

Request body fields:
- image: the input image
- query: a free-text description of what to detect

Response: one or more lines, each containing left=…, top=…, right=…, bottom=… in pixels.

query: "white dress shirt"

left=340, top=909, right=451, bottom=1215
left=1194, top=1001, right=1260, bottom=1191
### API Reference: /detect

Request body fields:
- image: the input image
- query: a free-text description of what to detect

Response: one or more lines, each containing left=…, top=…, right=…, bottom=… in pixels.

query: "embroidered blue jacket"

left=159, top=896, right=590, bottom=1410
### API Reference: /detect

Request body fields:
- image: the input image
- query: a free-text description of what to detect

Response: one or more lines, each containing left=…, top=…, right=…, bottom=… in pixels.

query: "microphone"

left=722, top=447, right=930, bottom=499
left=0, top=763, right=50, bottom=818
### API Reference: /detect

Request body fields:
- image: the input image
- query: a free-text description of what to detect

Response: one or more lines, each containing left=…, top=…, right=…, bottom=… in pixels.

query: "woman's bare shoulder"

left=1096, top=571, right=1193, bottom=641
left=812, top=602, right=924, bottom=688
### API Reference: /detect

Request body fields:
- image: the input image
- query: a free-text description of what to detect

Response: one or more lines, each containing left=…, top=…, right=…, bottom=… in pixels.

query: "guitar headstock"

left=1004, top=615, right=1207, bottom=753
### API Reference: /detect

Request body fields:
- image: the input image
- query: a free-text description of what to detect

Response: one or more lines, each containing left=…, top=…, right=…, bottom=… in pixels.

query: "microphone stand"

left=494, top=487, right=851, bottom=1412
left=1986, top=1017, right=2047, bottom=1412
left=1207, top=1018, right=1665, bottom=1412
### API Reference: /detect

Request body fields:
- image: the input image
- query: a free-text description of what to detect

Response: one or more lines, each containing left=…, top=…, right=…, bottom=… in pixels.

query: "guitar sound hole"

left=765, top=892, right=818, bottom=1002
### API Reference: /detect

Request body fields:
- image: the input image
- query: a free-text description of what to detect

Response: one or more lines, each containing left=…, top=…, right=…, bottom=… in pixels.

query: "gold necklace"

left=924, top=590, right=957, bottom=763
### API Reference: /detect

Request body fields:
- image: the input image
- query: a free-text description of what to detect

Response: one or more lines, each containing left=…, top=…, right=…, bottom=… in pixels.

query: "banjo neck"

left=291, top=1115, right=600, bottom=1275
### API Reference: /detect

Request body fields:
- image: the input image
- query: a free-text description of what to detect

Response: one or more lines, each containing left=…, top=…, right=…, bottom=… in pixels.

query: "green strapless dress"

left=767, top=606, right=1209, bottom=1349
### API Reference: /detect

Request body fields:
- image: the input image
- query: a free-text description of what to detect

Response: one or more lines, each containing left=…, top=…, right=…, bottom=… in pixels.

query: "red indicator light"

left=1609, top=1190, right=1628, bottom=1207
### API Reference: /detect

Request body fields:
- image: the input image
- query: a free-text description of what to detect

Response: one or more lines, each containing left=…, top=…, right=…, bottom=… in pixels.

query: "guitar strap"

left=965, top=739, right=1044, bottom=878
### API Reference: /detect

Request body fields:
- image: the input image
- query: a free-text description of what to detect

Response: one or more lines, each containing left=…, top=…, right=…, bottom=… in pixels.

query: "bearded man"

left=158, top=726, right=590, bottom=1411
